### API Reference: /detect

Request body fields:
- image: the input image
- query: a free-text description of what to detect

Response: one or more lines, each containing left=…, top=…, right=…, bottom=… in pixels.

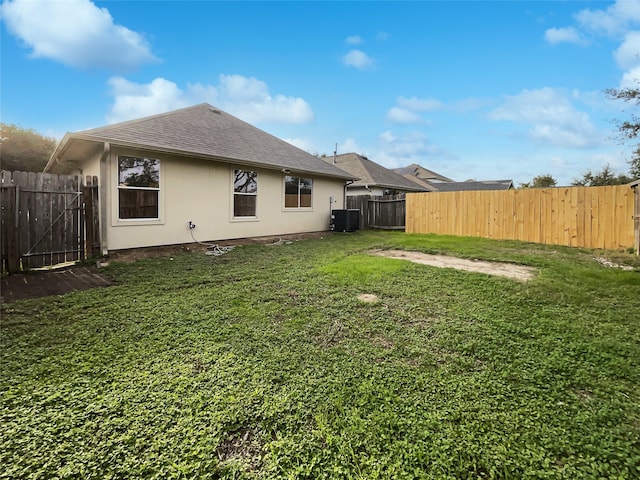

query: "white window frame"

left=117, top=155, right=161, bottom=221
left=231, top=169, right=258, bottom=221
left=284, top=175, right=313, bottom=209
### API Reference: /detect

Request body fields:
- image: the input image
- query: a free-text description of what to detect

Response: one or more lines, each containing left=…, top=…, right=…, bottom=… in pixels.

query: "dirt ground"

left=107, top=231, right=331, bottom=263
left=1, top=266, right=111, bottom=304
left=2, top=235, right=538, bottom=304
left=372, top=249, right=537, bottom=282
left=1, top=232, right=332, bottom=303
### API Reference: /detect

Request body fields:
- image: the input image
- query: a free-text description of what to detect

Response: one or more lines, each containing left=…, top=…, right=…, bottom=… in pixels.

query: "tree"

left=605, top=86, right=640, bottom=180
left=520, top=174, right=557, bottom=188
left=571, top=163, right=633, bottom=186
left=630, top=145, right=640, bottom=179
left=0, top=123, right=57, bottom=172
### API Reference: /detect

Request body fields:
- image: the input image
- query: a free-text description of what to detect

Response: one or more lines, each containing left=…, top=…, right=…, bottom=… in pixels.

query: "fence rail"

left=1, top=170, right=100, bottom=273
left=406, top=185, right=636, bottom=250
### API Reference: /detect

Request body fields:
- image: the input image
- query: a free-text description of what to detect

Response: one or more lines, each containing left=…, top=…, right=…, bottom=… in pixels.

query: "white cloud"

left=374, top=130, right=446, bottom=169
left=376, top=31, right=389, bottom=41
left=544, top=1, right=640, bottom=86
left=339, top=138, right=363, bottom=154
left=346, top=35, right=362, bottom=45
left=107, top=77, right=189, bottom=123
left=386, top=96, right=444, bottom=125
left=575, top=0, right=640, bottom=36
left=614, top=31, right=640, bottom=71
left=620, top=65, right=640, bottom=89
left=489, top=88, right=601, bottom=149
left=216, top=74, right=314, bottom=124
left=386, top=107, right=422, bottom=124
left=283, top=137, right=315, bottom=153
left=107, top=74, right=314, bottom=125
left=544, top=27, right=585, bottom=45
left=342, top=49, right=375, bottom=70
left=397, top=96, right=444, bottom=112
left=0, top=0, right=157, bottom=71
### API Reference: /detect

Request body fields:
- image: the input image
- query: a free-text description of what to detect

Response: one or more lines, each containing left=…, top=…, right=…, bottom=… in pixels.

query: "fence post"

left=83, top=182, right=94, bottom=259
left=6, top=186, right=19, bottom=273
left=82, top=177, right=101, bottom=258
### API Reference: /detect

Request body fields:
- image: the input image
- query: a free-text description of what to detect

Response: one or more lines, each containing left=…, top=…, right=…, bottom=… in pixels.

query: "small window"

left=233, top=170, right=257, bottom=217
left=285, top=176, right=313, bottom=208
left=118, top=156, right=160, bottom=219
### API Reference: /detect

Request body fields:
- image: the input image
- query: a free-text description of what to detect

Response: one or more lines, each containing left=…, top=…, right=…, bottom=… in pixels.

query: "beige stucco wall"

left=93, top=147, right=345, bottom=251
left=81, top=151, right=102, bottom=179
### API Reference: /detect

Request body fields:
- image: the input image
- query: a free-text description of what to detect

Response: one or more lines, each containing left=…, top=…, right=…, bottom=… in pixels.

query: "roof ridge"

left=79, top=103, right=215, bottom=134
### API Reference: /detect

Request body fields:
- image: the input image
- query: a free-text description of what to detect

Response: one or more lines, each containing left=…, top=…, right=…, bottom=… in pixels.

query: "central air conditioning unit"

left=331, top=209, right=360, bottom=232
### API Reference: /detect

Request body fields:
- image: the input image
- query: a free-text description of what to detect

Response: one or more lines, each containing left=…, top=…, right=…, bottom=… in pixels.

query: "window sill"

left=113, top=218, right=164, bottom=227
left=231, top=216, right=259, bottom=223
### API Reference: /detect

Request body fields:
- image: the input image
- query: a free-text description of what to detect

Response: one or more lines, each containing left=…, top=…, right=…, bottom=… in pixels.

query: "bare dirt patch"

left=372, top=249, right=536, bottom=282
left=108, top=232, right=329, bottom=263
left=1, top=266, right=111, bottom=303
left=358, top=293, right=380, bottom=303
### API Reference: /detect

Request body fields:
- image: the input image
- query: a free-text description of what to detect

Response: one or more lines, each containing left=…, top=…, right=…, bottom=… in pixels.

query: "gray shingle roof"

left=425, top=180, right=514, bottom=192
left=393, top=163, right=454, bottom=183
left=322, top=153, right=428, bottom=192
left=48, top=103, right=354, bottom=179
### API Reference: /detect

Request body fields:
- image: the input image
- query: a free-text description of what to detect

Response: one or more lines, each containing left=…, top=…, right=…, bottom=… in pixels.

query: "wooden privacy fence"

left=346, top=194, right=406, bottom=230
left=1, top=170, right=100, bottom=273
left=406, top=185, right=635, bottom=250
left=633, top=182, right=640, bottom=254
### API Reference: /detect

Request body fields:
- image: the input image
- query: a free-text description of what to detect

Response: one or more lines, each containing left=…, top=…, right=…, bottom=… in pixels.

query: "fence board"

left=347, top=194, right=406, bottom=230
left=1, top=170, right=100, bottom=273
left=406, top=185, right=635, bottom=250
left=634, top=184, right=640, bottom=254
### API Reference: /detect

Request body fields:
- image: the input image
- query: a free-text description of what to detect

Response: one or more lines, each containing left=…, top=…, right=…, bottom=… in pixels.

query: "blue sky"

left=2, top=0, right=639, bottom=185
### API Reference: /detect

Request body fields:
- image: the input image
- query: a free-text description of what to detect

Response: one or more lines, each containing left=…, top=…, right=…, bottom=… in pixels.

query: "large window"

left=118, top=156, right=160, bottom=219
left=284, top=176, right=313, bottom=208
left=233, top=170, right=258, bottom=217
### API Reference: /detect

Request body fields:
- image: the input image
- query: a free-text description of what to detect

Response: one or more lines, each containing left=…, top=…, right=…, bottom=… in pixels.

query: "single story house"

left=321, top=153, right=428, bottom=196
left=44, top=104, right=355, bottom=254
left=423, top=179, right=514, bottom=192
left=392, top=163, right=453, bottom=185
left=394, top=163, right=513, bottom=192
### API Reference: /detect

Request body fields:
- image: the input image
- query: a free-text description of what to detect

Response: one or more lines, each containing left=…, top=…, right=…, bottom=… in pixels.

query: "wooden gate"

left=346, top=194, right=406, bottom=230
left=1, top=171, right=100, bottom=273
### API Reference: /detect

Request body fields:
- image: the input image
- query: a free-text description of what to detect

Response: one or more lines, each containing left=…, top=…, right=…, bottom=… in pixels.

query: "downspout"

left=99, top=142, right=110, bottom=256
left=343, top=180, right=355, bottom=208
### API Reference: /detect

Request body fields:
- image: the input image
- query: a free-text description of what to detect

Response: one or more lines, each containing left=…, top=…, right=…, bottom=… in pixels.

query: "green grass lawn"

left=2, top=231, right=639, bottom=479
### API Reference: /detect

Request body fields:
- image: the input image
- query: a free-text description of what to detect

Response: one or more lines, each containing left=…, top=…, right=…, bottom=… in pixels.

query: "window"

left=118, top=156, right=160, bottom=219
left=284, top=176, right=313, bottom=208
left=233, top=170, right=257, bottom=217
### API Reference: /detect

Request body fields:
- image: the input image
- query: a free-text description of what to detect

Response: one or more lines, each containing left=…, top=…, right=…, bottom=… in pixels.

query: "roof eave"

left=349, top=181, right=427, bottom=192
left=55, top=133, right=356, bottom=181
left=44, top=133, right=73, bottom=173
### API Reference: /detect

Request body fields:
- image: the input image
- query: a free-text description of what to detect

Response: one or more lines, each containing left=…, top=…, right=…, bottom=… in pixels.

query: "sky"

left=1, top=0, right=639, bottom=186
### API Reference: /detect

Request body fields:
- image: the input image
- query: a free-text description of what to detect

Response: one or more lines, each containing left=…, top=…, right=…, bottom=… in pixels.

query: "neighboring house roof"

left=321, top=153, right=428, bottom=192
left=393, top=163, right=454, bottom=183
left=401, top=174, right=438, bottom=191
left=425, top=179, right=514, bottom=192
left=45, top=103, right=354, bottom=180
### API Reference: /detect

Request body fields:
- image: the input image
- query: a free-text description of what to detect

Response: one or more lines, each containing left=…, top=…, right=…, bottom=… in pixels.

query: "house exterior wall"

left=81, top=151, right=102, bottom=179
left=96, top=147, right=345, bottom=251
